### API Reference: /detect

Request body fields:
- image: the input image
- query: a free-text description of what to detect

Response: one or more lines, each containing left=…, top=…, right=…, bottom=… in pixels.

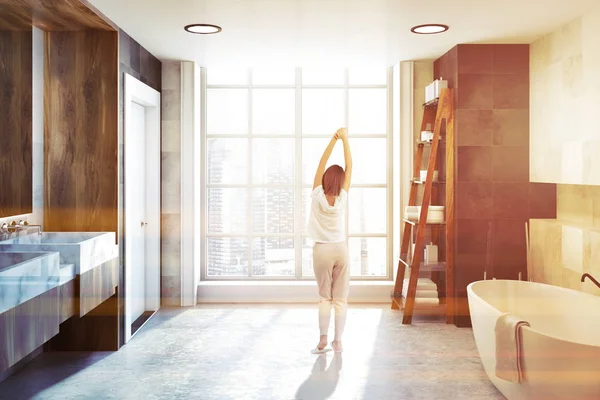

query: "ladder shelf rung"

left=416, top=139, right=446, bottom=147
left=423, top=98, right=439, bottom=108
left=411, top=179, right=446, bottom=185
left=394, top=295, right=446, bottom=314
left=403, top=219, right=446, bottom=226
left=398, top=256, right=447, bottom=272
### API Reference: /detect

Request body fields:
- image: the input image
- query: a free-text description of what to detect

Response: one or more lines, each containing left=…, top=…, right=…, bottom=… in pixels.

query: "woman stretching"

left=307, top=127, right=352, bottom=354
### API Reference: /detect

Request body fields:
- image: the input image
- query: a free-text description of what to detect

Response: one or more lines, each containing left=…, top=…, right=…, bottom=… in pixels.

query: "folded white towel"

left=495, top=313, right=530, bottom=383
left=402, top=289, right=438, bottom=299
left=403, top=278, right=437, bottom=291
left=412, top=298, right=439, bottom=306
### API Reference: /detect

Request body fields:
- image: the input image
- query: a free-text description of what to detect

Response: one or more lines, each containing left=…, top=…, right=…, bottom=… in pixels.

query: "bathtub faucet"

left=581, top=273, right=600, bottom=289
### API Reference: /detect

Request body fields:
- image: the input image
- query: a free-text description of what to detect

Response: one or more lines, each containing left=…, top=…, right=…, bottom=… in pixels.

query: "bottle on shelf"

left=424, top=242, right=438, bottom=264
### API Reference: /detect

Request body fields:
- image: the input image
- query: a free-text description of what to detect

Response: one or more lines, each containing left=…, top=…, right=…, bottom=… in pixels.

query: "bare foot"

left=317, top=335, right=328, bottom=351
left=332, top=340, right=343, bottom=352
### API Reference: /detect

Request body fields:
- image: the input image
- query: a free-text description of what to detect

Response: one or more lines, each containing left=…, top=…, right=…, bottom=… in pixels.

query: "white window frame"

left=201, top=68, right=393, bottom=281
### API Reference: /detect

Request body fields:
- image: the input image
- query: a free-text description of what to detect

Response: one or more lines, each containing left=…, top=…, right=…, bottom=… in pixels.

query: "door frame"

left=124, top=73, right=161, bottom=343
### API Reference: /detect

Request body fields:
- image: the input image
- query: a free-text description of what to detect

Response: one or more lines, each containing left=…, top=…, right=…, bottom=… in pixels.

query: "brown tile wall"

left=434, top=44, right=557, bottom=327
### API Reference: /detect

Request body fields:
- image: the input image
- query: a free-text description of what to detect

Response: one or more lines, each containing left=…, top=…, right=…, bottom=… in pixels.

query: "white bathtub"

left=467, top=280, right=600, bottom=400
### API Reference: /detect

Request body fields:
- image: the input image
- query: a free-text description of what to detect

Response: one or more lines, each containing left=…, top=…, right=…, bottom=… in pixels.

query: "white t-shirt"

left=307, top=185, right=348, bottom=244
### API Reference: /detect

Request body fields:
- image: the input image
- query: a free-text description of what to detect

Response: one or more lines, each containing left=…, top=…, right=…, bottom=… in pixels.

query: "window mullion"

left=247, top=68, right=253, bottom=278
left=295, top=67, right=303, bottom=279
left=387, top=67, right=393, bottom=280
left=344, top=68, right=350, bottom=244
left=201, top=67, right=207, bottom=281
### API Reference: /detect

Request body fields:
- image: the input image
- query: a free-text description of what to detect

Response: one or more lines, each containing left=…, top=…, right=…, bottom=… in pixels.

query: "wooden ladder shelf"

left=391, top=88, right=455, bottom=325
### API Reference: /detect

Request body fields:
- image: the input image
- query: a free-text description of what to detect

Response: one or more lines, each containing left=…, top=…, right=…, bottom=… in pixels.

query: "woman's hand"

left=335, top=127, right=347, bottom=141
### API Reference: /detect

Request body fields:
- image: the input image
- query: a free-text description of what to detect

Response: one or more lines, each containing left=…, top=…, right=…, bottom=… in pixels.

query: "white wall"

left=197, top=281, right=393, bottom=303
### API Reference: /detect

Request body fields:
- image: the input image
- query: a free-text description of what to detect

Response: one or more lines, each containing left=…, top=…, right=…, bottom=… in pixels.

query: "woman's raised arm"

left=313, top=128, right=343, bottom=190
left=340, top=129, right=352, bottom=192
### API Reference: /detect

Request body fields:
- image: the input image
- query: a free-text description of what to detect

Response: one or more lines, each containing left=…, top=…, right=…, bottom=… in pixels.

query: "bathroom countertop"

left=0, top=232, right=118, bottom=275
left=0, top=262, right=76, bottom=315
left=0, top=251, right=60, bottom=279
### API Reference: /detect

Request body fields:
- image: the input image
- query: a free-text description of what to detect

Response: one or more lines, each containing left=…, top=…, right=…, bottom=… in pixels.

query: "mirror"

left=0, top=19, right=33, bottom=218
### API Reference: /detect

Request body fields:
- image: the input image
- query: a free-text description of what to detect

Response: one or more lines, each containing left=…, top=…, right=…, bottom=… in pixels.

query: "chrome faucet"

left=581, top=273, right=600, bottom=289
left=7, top=220, right=42, bottom=236
left=20, top=220, right=42, bottom=236
left=7, top=220, right=20, bottom=233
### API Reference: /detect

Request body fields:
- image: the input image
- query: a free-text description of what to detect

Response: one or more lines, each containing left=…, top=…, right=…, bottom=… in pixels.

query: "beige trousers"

left=313, top=242, right=349, bottom=340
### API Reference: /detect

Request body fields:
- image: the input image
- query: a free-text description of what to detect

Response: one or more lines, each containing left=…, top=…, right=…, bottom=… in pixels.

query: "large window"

left=203, top=68, right=391, bottom=279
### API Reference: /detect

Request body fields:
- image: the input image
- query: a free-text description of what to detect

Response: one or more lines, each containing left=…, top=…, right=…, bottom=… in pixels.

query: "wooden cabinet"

left=0, top=287, right=60, bottom=372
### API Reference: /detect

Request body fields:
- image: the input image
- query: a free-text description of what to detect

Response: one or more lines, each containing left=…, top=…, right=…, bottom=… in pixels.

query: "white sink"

left=0, top=251, right=60, bottom=280
left=3, top=232, right=108, bottom=245
left=0, top=251, right=66, bottom=314
left=0, top=232, right=118, bottom=275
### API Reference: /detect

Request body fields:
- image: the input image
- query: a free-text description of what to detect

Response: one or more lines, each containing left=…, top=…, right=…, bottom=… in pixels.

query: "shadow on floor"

left=295, top=353, right=343, bottom=400
left=0, top=309, right=188, bottom=398
left=0, top=352, right=111, bottom=400
left=358, top=312, right=504, bottom=400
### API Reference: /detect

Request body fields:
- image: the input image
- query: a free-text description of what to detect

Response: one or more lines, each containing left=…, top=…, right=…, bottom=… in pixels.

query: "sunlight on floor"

left=0, top=306, right=503, bottom=400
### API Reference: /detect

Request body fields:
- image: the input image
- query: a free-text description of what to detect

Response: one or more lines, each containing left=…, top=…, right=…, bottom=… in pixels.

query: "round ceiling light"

left=184, top=24, right=222, bottom=34
left=411, top=24, right=449, bottom=34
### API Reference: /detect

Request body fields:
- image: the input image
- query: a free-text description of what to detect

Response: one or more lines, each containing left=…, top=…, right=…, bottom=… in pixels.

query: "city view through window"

left=204, top=68, right=390, bottom=279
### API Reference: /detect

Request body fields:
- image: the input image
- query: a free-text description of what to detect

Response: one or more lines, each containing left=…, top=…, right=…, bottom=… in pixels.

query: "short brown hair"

left=322, top=165, right=345, bottom=196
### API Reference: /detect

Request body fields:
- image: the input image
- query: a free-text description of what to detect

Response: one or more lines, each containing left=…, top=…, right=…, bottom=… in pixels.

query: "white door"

left=124, top=73, right=161, bottom=343
left=129, top=102, right=147, bottom=324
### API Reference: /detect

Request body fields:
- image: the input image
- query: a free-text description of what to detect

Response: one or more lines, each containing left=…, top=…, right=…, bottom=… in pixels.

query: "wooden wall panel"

left=119, top=30, right=162, bottom=92
left=44, top=31, right=76, bottom=230
left=0, top=0, right=116, bottom=31
left=44, top=30, right=118, bottom=234
left=0, top=6, right=32, bottom=30
left=0, top=30, right=32, bottom=218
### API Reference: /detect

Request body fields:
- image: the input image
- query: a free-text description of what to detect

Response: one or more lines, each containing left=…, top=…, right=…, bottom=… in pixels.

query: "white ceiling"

left=90, top=0, right=598, bottom=66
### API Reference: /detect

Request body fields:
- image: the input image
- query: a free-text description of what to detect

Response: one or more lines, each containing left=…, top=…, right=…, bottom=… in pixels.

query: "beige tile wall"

left=413, top=61, right=433, bottom=139
left=530, top=184, right=600, bottom=294
left=161, top=61, right=182, bottom=306
left=530, top=7, right=600, bottom=295
left=530, top=177, right=600, bottom=296
left=530, top=218, right=600, bottom=295
left=413, top=61, right=434, bottom=172
left=530, top=9, right=600, bottom=185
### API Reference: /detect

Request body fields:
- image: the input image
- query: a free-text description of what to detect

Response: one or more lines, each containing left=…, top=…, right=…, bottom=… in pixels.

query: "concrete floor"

left=0, top=305, right=504, bottom=400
